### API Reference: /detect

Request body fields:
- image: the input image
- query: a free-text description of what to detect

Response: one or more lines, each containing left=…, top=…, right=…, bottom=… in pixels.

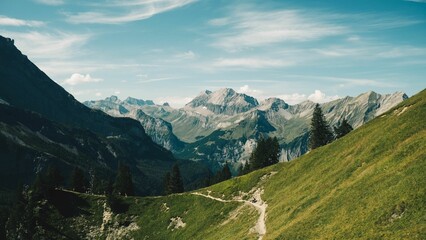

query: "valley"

left=9, top=88, right=423, bottom=239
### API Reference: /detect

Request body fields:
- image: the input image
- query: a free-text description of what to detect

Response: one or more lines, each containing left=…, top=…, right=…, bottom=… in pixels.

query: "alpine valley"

left=84, top=88, right=407, bottom=172
left=0, top=36, right=210, bottom=197
left=1, top=0, right=426, bottom=238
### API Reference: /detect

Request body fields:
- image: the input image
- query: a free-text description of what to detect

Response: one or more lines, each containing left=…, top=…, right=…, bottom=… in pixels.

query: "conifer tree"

left=309, top=104, right=334, bottom=150
left=250, top=137, right=266, bottom=170
left=334, top=119, right=353, bottom=139
left=265, top=137, right=280, bottom=166
left=220, top=163, right=232, bottom=181
left=249, top=136, right=280, bottom=171
left=169, top=164, right=184, bottom=193
left=45, top=165, right=63, bottom=195
left=114, top=163, right=134, bottom=196
left=71, top=167, right=86, bottom=193
left=163, top=172, right=172, bottom=195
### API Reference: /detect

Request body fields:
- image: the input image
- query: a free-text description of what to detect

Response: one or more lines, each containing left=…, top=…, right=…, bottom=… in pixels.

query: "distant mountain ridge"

left=85, top=88, right=407, bottom=173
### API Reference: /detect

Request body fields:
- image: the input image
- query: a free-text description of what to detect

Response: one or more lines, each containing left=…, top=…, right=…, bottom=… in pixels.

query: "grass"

left=42, top=89, right=425, bottom=239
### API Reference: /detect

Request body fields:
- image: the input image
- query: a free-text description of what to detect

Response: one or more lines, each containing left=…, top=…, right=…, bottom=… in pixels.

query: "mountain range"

left=85, top=87, right=407, bottom=172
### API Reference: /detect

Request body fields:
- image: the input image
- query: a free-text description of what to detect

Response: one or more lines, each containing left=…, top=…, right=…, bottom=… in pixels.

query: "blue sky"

left=1, top=0, right=425, bottom=107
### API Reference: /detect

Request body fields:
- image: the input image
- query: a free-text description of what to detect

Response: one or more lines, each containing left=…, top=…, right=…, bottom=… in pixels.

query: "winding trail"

left=192, top=188, right=267, bottom=240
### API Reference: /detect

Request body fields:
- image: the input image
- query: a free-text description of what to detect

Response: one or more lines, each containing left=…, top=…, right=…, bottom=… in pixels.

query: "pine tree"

left=163, top=172, right=172, bottom=195
left=250, top=137, right=266, bottom=170
left=32, top=172, right=46, bottom=200
left=220, top=163, right=232, bottom=181
left=309, top=104, right=334, bottom=150
left=45, top=165, right=63, bottom=197
left=334, top=119, right=353, bottom=139
left=169, top=164, right=184, bottom=194
left=249, top=136, right=280, bottom=171
left=211, top=163, right=232, bottom=184
left=114, top=163, right=134, bottom=196
left=265, top=137, right=280, bottom=166
left=71, top=167, right=86, bottom=193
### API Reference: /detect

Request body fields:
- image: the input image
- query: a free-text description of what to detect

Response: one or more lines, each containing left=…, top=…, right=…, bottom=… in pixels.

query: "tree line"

left=4, top=161, right=136, bottom=239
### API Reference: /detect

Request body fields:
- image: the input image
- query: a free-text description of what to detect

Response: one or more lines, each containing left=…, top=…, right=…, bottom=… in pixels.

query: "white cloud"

left=277, top=93, right=308, bottom=105
left=238, top=85, right=264, bottom=99
left=66, top=0, right=197, bottom=24
left=212, top=9, right=346, bottom=51
left=95, top=92, right=102, bottom=97
left=174, top=50, right=196, bottom=60
left=213, top=58, right=293, bottom=69
left=114, top=90, right=121, bottom=95
left=63, top=73, right=103, bottom=85
left=275, top=90, right=339, bottom=104
left=208, top=17, right=229, bottom=26
left=0, top=16, right=44, bottom=27
left=155, top=96, right=193, bottom=108
left=34, top=0, right=64, bottom=5
left=307, top=90, right=340, bottom=103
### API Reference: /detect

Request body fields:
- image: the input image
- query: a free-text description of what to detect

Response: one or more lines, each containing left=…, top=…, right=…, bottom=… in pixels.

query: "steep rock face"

left=185, top=88, right=259, bottom=115
left=321, top=91, right=409, bottom=128
left=0, top=35, right=208, bottom=195
left=131, top=110, right=185, bottom=152
left=84, top=97, right=186, bottom=153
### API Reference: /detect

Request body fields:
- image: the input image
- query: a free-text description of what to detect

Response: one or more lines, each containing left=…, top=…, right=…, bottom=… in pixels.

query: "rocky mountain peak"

left=105, top=95, right=120, bottom=103
left=124, top=97, right=155, bottom=106
left=260, top=98, right=289, bottom=111
left=185, top=88, right=259, bottom=115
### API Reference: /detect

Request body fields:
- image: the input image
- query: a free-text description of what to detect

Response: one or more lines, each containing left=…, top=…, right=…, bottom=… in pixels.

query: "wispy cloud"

left=174, top=50, right=196, bottom=60
left=2, top=30, right=90, bottom=59
left=405, top=0, right=426, bottom=3
left=63, top=73, right=103, bottom=85
left=0, top=15, right=44, bottom=27
left=34, top=0, right=65, bottom=5
left=212, top=57, right=294, bottom=69
left=66, top=0, right=197, bottom=24
left=313, top=45, right=426, bottom=59
left=211, top=9, right=346, bottom=51
left=137, top=77, right=180, bottom=83
left=238, top=85, right=264, bottom=98
left=286, top=75, right=395, bottom=88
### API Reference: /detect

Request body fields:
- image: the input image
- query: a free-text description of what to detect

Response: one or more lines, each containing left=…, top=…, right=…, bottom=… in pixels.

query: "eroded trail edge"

left=191, top=171, right=276, bottom=240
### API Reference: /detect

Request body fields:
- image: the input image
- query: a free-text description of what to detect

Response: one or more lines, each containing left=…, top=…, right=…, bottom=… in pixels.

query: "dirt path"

left=192, top=188, right=267, bottom=240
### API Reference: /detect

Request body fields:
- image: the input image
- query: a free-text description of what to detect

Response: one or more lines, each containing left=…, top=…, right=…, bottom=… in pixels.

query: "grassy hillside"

left=33, top=89, right=425, bottom=239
